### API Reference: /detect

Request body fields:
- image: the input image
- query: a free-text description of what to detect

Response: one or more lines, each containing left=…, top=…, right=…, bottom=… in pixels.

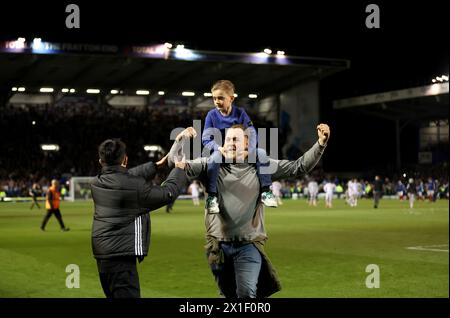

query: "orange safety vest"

left=46, top=186, right=60, bottom=210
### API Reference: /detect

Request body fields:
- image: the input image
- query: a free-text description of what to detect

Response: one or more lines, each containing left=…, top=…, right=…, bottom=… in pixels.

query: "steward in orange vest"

left=41, top=179, right=70, bottom=232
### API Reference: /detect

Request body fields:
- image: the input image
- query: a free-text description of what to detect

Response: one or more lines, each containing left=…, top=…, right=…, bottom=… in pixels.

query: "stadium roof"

left=333, top=82, right=449, bottom=122
left=0, top=40, right=349, bottom=98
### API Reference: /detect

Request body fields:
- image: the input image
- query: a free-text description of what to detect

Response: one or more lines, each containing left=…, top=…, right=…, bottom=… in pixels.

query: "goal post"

left=67, top=176, right=94, bottom=201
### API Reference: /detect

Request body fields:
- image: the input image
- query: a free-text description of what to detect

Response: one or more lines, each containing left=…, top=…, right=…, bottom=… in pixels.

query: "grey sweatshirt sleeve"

left=184, top=158, right=208, bottom=181
left=167, top=139, right=207, bottom=180
left=271, top=141, right=326, bottom=180
left=167, top=139, right=186, bottom=168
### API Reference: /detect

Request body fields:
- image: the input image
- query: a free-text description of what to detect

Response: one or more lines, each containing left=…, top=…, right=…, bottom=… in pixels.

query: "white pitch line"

left=406, top=244, right=449, bottom=252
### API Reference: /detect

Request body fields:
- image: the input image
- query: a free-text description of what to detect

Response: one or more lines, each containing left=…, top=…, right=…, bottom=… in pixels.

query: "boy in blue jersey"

left=202, top=80, right=277, bottom=213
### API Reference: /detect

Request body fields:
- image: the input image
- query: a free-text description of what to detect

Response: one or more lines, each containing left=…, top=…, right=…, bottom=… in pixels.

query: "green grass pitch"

left=0, top=198, right=448, bottom=297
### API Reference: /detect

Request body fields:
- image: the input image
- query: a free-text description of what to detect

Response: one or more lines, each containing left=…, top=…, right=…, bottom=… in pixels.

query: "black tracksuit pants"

left=97, top=256, right=141, bottom=298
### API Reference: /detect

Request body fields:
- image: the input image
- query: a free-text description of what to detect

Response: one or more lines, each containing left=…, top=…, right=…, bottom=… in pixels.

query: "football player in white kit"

left=351, top=178, right=360, bottom=207
left=346, top=179, right=353, bottom=206
left=346, top=179, right=359, bottom=207
left=271, top=181, right=283, bottom=206
left=308, top=179, right=319, bottom=206
left=406, top=178, right=417, bottom=210
left=188, top=180, right=200, bottom=206
left=323, top=181, right=336, bottom=208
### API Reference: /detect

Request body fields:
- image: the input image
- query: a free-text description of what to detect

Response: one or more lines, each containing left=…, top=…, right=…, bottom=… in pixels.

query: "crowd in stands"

left=0, top=101, right=273, bottom=197
left=2, top=166, right=448, bottom=201
left=1, top=102, right=448, bottom=201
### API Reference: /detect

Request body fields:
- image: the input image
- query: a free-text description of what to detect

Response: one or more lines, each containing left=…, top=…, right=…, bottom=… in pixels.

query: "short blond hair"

left=211, top=80, right=235, bottom=95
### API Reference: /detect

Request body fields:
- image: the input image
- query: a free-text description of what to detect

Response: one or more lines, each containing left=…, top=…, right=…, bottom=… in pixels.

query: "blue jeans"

left=206, top=148, right=272, bottom=194
left=209, top=242, right=262, bottom=298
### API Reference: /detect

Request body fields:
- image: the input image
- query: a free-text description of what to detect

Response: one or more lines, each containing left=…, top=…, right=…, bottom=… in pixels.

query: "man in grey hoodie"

left=168, top=123, right=330, bottom=298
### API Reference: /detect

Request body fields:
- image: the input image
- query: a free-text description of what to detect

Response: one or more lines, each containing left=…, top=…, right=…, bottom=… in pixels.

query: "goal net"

left=67, top=177, right=94, bottom=201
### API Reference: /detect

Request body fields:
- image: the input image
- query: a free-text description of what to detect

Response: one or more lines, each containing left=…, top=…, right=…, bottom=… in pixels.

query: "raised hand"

left=317, top=123, right=330, bottom=146
left=176, top=127, right=197, bottom=142
left=156, top=154, right=168, bottom=167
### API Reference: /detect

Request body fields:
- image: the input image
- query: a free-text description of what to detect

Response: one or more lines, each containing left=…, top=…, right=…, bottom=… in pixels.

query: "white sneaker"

left=261, top=191, right=278, bottom=208
left=206, top=196, right=220, bottom=213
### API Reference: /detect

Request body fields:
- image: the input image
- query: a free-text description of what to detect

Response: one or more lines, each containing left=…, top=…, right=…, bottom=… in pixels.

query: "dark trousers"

left=41, top=208, right=66, bottom=229
left=30, top=196, right=40, bottom=209
left=166, top=200, right=175, bottom=213
left=97, top=258, right=140, bottom=298
left=373, top=191, right=382, bottom=208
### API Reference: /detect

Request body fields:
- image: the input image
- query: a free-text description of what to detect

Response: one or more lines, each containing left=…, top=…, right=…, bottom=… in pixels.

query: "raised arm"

left=271, top=142, right=326, bottom=180
left=138, top=167, right=187, bottom=211
left=185, top=158, right=208, bottom=181
left=167, top=139, right=208, bottom=180
left=271, top=123, right=330, bottom=180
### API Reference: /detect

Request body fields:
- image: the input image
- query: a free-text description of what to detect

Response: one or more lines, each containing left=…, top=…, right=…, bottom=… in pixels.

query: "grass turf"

left=0, top=199, right=448, bottom=297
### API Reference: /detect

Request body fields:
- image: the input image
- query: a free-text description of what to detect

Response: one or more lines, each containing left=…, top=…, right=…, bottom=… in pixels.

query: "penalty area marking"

left=406, top=244, right=449, bottom=252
